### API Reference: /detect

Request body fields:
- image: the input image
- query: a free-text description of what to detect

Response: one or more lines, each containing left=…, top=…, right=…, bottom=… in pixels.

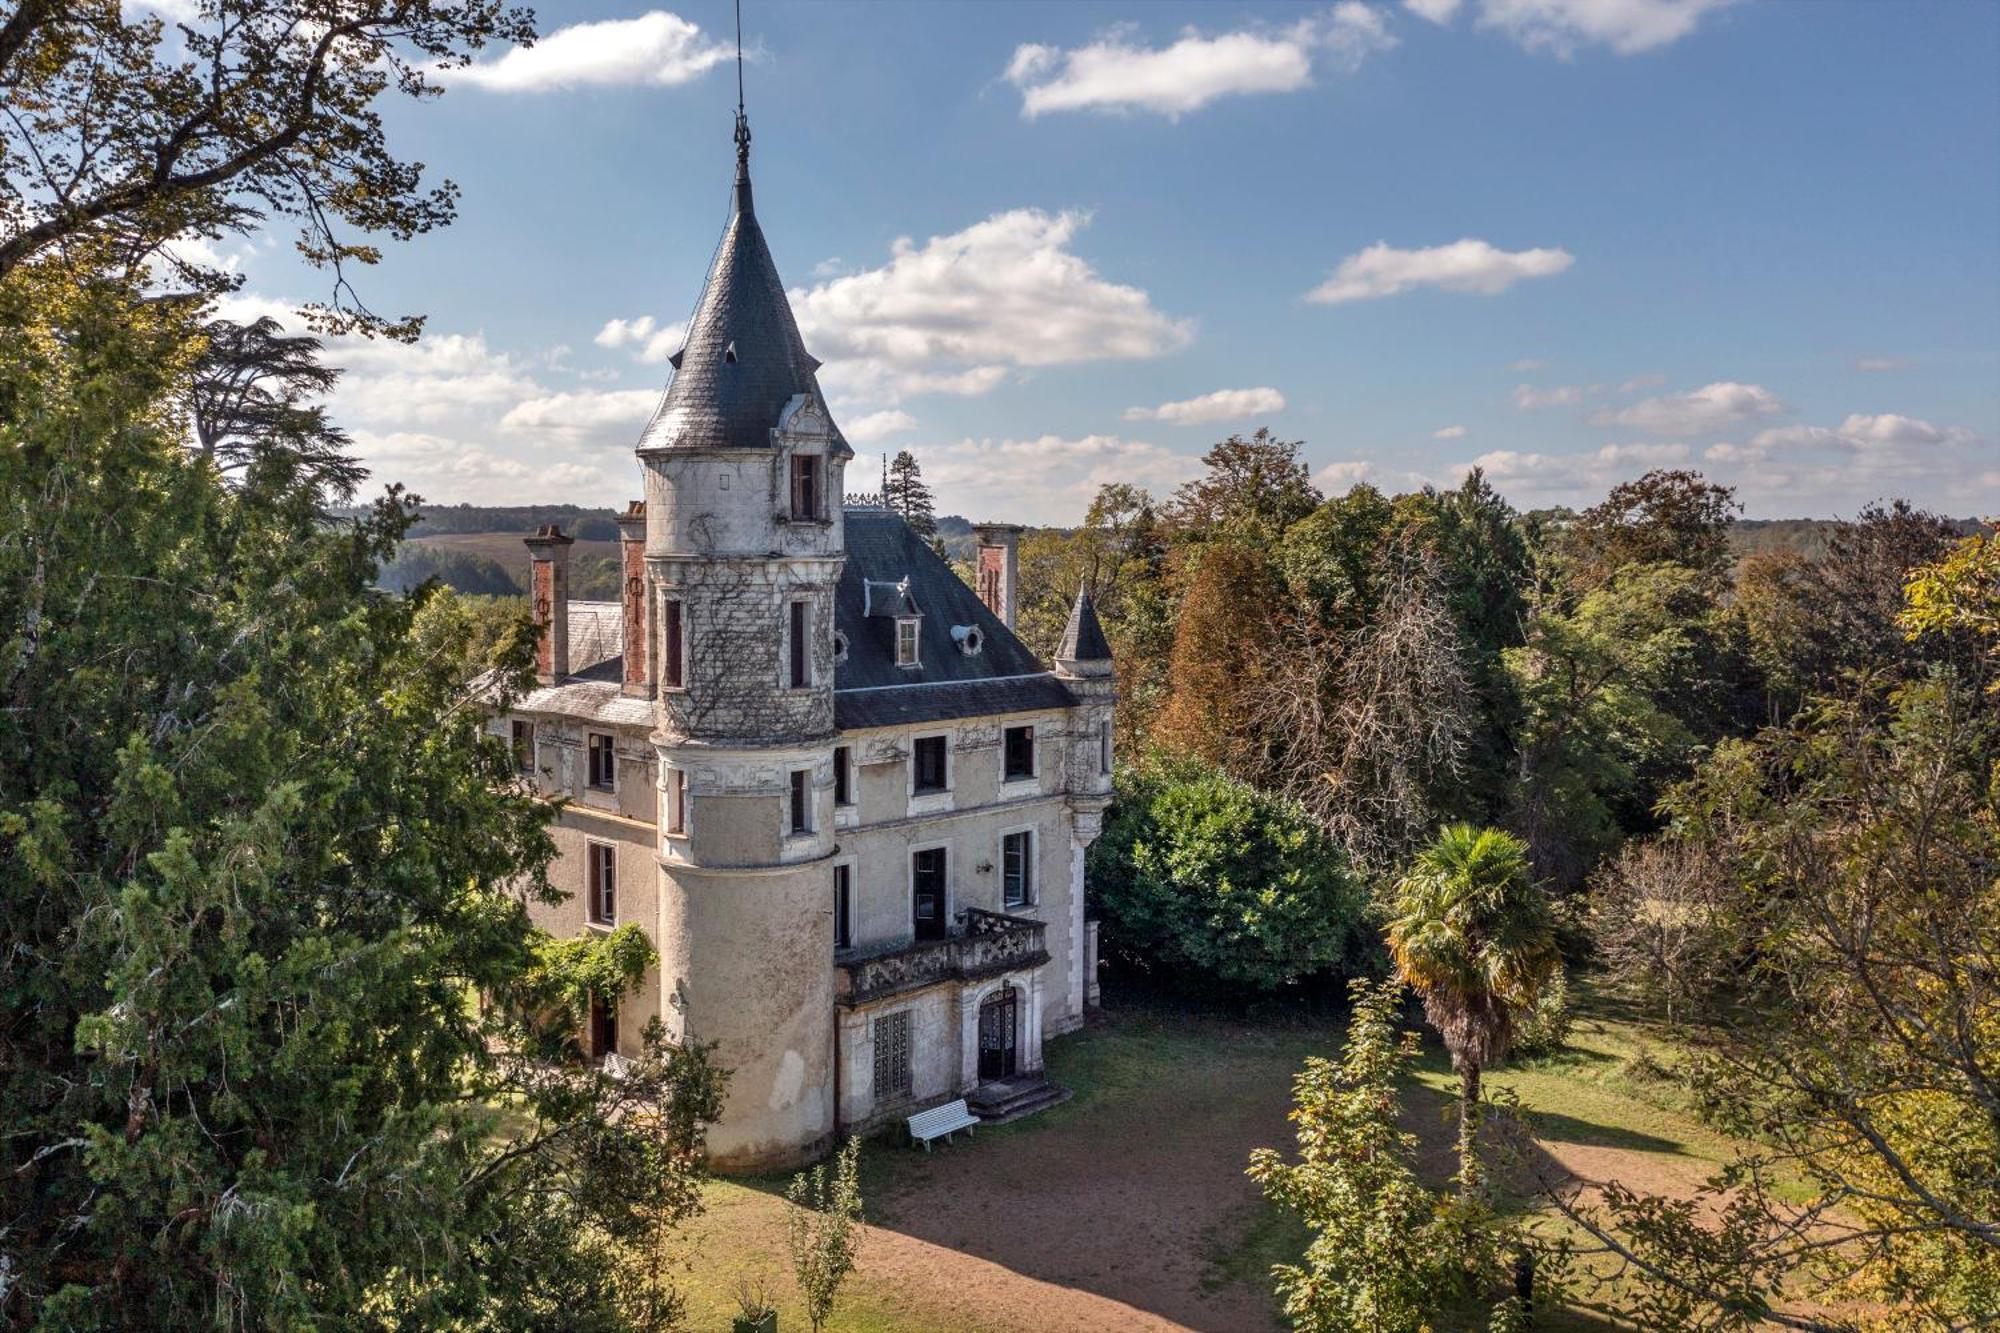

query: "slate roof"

left=834, top=507, right=1078, bottom=729
left=634, top=133, right=848, bottom=457
left=1057, top=587, right=1112, bottom=663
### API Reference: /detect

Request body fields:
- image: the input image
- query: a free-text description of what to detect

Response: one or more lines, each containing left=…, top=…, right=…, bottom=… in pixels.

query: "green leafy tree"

left=0, top=0, right=536, bottom=335
left=1387, top=825, right=1559, bottom=1195
left=1558, top=469, right=1741, bottom=595
left=187, top=314, right=366, bottom=499
left=1167, top=428, right=1322, bottom=542
left=0, top=272, right=721, bottom=1329
left=883, top=448, right=936, bottom=539
left=1250, top=979, right=1529, bottom=1332
left=786, top=1136, right=865, bottom=1333
left=1088, top=758, right=1366, bottom=993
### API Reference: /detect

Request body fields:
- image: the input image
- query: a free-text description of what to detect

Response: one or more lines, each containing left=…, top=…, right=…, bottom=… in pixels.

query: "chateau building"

left=498, top=108, right=1112, bottom=1171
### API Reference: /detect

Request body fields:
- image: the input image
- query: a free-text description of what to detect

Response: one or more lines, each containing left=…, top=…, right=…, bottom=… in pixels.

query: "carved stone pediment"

left=774, top=393, right=833, bottom=444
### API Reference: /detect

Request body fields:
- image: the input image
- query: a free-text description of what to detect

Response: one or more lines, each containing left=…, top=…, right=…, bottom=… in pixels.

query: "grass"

left=659, top=986, right=1776, bottom=1331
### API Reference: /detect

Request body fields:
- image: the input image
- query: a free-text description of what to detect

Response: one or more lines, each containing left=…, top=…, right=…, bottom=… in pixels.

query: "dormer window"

left=896, top=617, right=921, bottom=668
left=790, top=454, right=821, bottom=521
left=723, top=340, right=737, bottom=364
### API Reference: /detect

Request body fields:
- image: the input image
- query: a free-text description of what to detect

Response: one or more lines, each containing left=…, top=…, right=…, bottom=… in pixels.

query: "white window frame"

left=1000, top=827, right=1035, bottom=909
left=1001, top=723, right=1037, bottom=785
left=587, top=732, right=616, bottom=792
left=908, top=840, right=951, bottom=939
left=586, top=840, right=617, bottom=926
left=909, top=733, right=951, bottom=798
left=895, top=617, right=921, bottom=668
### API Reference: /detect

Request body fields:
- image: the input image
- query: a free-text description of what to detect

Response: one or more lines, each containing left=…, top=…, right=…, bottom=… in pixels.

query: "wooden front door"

left=912, top=848, right=947, bottom=941
left=978, top=987, right=1019, bottom=1082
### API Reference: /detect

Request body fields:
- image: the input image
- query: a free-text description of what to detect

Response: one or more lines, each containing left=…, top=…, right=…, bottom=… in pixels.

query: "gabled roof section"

left=835, top=508, right=1079, bottom=728
left=636, top=123, right=848, bottom=456
left=1057, top=587, right=1112, bottom=663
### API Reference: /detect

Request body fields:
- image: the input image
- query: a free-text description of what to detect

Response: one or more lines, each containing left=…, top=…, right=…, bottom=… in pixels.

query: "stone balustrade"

left=835, top=908, right=1048, bottom=1007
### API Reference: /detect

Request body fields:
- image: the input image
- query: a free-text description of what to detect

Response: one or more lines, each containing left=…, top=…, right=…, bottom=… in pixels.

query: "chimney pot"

left=524, top=526, right=575, bottom=684
left=616, top=501, right=650, bottom=697
left=972, top=522, right=1023, bottom=631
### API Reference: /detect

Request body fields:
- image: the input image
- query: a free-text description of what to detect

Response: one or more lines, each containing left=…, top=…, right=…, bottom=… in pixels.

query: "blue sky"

left=208, top=0, right=2000, bottom=523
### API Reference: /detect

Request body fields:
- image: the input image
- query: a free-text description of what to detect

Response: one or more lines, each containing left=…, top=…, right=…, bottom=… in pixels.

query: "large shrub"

left=1088, top=758, right=1367, bottom=993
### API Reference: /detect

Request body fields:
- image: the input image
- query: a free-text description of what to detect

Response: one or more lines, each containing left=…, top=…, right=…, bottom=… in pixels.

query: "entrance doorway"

left=912, top=847, right=947, bottom=940
left=978, top=986, right=1019, bottom=1082
left=589, top=996, right=617, bottom=1062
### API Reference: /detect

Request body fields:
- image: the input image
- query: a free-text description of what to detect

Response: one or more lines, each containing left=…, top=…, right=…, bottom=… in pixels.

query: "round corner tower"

left=636, top=109, right=853, bottom=1171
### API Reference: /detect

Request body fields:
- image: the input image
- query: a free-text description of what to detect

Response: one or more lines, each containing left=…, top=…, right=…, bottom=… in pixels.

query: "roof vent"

left=951, top=625, right=984, bottom=657
left=723, top=340, right=737, bottom=364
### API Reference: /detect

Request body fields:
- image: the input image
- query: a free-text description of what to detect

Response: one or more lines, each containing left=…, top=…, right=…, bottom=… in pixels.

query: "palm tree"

left=1387, top=823, right=1559, bottom=1195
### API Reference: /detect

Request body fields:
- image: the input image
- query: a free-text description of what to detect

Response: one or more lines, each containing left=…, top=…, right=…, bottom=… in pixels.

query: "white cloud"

left=1471, top=0, right=1734, bottom=57
left=844, top=409, right=918, bottom=444
left=1405, top=0, right=1466, bottom=22
left=1306, top=238, right=1574, bottom=304
left=1591, top=381, right=1785, bottom=436
left=1433, top=424, right=1468, bottom=439
left=1003, top=6, right=1395, bottom=120
left=921, top=434, right=1206, bottom=524
left=1124, top=386, right=1286, bottom=425
left=1315, top=459, right=1378, bottom=491
left=435, top=11, right=732, bottom=93
left=1512, top=383, right=1586, bottom=409
left=499, top=388, right=659, bottom=442
left=1852, top=355, right=1908, bottom=373
left=792, top=208, right=1191, bottom=409
left=595, top=315, right=688, bottom=364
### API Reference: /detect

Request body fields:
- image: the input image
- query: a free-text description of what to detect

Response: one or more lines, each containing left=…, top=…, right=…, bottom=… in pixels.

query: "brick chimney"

left=616, top=500, right=649, bottom=696
left=524, top=525, right=574, bottom=684
left=972, top=522, right=1023, bottom=630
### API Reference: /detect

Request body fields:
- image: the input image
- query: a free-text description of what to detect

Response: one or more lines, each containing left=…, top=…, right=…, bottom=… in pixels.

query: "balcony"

left=835, top=908, right=1049, bottom=1007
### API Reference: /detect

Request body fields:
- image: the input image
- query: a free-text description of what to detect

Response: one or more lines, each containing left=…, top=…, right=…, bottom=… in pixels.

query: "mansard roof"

left=834, top=507, right=1076, bottom=729
left=635, top=128, right=848, bottom=456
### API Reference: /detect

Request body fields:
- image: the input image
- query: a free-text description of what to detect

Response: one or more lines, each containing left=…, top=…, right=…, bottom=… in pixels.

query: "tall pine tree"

left=884, top=448, right=937, bottom=539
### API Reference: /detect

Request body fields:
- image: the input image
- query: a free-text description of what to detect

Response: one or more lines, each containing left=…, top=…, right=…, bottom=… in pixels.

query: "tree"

left=883, top=448, right=936, bottom=539
left=1250, top=979, right=1524, bottom=1332
left=187, top=315, right=366, bottom=499
left=1387, top=825, right=1559, bottom=1195
left=786, top=1137, right=864, bottom=1333
left=0, top=271, right=722, bottom=1328
left=1167, top=429, right=1321, bottom=541
left=1559, top=469, right=1740, bottom=594
left=1088, top=758, right=1366, bottom=993
left=0, top=1, right=536, bottom=335
left=1153, top=538, right=1283, bottom=778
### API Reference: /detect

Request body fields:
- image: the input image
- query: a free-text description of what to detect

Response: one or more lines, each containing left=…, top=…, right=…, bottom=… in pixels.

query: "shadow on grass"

left=1517, top=1107, right=1686, bottom=1155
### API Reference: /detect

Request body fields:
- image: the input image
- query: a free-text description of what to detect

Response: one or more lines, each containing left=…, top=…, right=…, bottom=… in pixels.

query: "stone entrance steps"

left=966, top=1075, right=1072, bottom=1126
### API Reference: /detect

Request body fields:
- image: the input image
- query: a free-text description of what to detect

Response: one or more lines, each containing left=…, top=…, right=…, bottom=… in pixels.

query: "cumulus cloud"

left=1463, top=441, right=1689, bottom=496
left=1512, top=383, right=1589, bottom=409
left=1591, top=381, right=1786, bottom=436
left=1315, top=459, right=1378, bottom=491
left=1306, top=238, right=1574, bottom=304
left=921, top=434, right=1206, bottom=525
left=1003, top=6, right=1395, bottom=120
left=1124, top=386, right=1287, bottom=425
left=435, top=11, right=732, bottom=92
left=844, top=409, right=918, bottom=444
left=499, top=388, right=659, bottom=442
left=1433, top=424, right=1468, bottom=439
left=595, top=315, right=688, bottom=364
left=1618, top=372, right=1666, bottom=393
left=1404, top=0, right=1466, bottom=22
left=791, top=208, right=1191, bottom=409
left=1467, top=0, right=1733, bottom=57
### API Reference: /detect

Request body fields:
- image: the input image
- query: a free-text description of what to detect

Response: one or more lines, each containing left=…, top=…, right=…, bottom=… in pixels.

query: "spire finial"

left=731, top=0, right=753, bottom=213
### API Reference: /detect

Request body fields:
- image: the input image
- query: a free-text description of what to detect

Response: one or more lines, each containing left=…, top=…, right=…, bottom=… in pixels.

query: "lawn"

left=663, top=987, right=1752, bottom=1332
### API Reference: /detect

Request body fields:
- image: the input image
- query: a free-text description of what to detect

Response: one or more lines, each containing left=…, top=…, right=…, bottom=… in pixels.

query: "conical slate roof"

left=636, top=120, right=847, bottom=455
left=1057, top=587, right=1112, bottom=663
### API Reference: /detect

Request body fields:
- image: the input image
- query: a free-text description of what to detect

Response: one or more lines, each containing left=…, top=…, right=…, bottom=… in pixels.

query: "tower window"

left=661, top=597, right=684, bottom=689
left=666, top=767, right=688, bottom=835
left=790, top=768, right=812, bottom=835
left=789, top=599, right=809, bottom=689
left=588, top=733, right=616, bottom=791
left=1003, top=725, right=1035, bottom=781
left=790, top=454, right=821, bottom=521
left=834, top=745, right=853, bottom=807
left=895, top=618, right=920, bottom=668
left=587, top=842, right=616, bottom=925
left=511, top=719, right=534, bottom=775
left=833, top=863, right=853, bottom=950
left=912, top=735, right=948, bottom=794
left=1099, top=719, right=1113, bottom=775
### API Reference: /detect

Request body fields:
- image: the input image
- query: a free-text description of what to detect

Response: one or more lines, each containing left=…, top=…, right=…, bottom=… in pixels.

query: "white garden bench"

left=906, top=1098, right=980, bottom=1151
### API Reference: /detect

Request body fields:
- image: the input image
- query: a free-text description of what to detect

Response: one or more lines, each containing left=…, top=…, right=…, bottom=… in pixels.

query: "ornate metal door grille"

left=978, top=987, right=1018, bottom=1082
left=873, top=1009, right=912, bottom=1101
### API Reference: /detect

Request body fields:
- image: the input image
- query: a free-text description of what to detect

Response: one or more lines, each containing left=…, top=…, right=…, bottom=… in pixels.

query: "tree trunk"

left=1458, top=1060, right=1484, bottom=1196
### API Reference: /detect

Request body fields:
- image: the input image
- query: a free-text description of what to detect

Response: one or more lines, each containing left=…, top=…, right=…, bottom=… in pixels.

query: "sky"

left=197, top=0, right=2000, bottom=525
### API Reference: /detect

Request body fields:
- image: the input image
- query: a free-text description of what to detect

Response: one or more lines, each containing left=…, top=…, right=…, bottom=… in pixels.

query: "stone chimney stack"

left=973, top=522, right=1023, bottom=630
left=616, top=501, right=650, bottom=697
left=524, top=525, right=574, bottom=685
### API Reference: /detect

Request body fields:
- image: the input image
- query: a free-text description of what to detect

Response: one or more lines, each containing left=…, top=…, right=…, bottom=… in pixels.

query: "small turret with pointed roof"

left=1055, top=586, right=1113, bottom=678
